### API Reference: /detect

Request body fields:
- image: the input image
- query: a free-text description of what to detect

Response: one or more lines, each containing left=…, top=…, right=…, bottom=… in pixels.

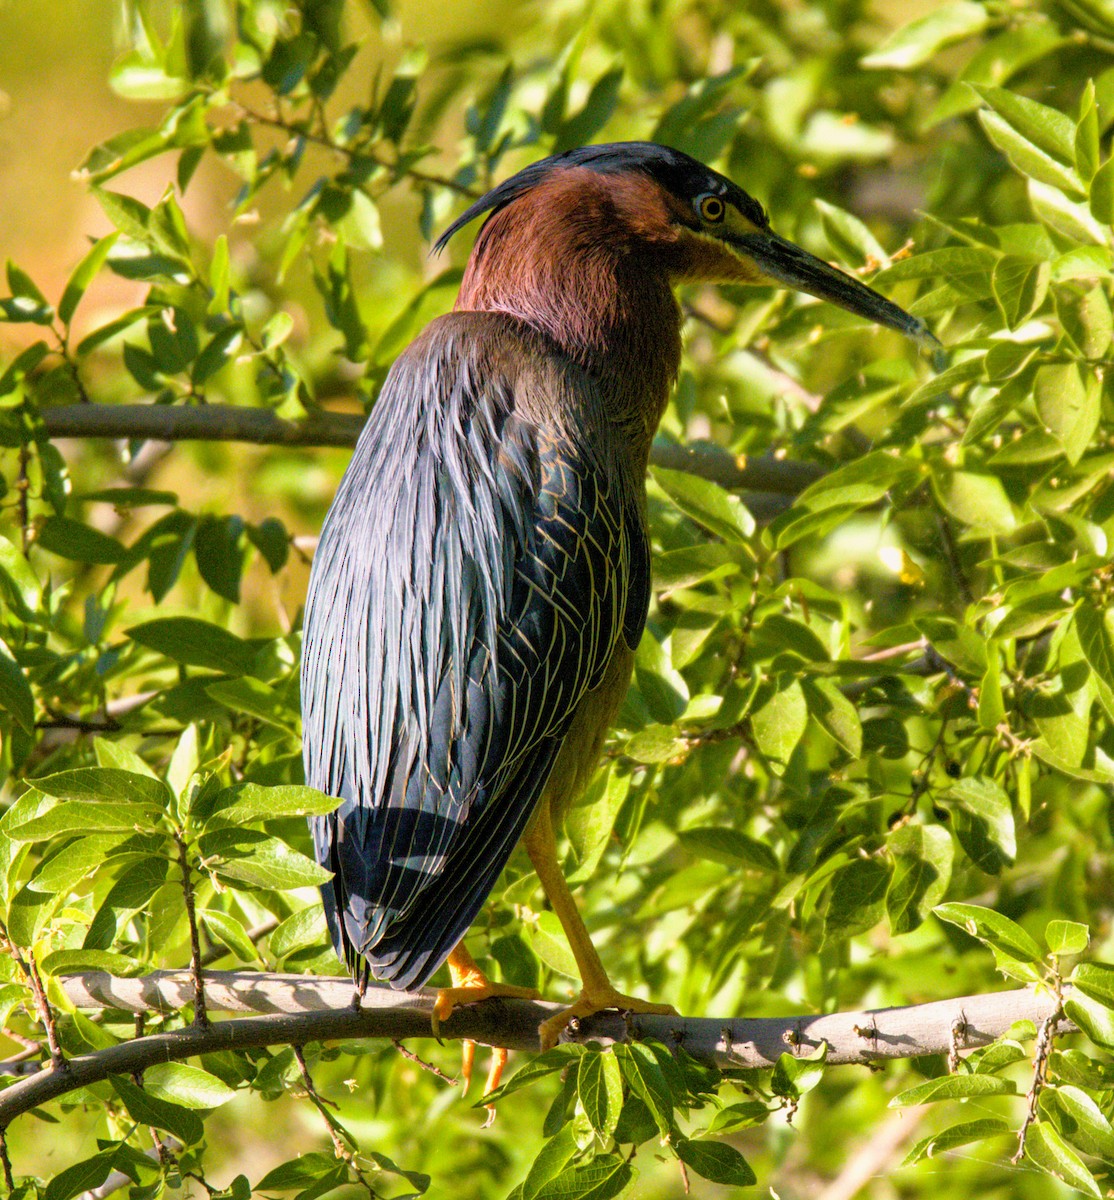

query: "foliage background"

left=1, top=0, right=1113, bottom=1197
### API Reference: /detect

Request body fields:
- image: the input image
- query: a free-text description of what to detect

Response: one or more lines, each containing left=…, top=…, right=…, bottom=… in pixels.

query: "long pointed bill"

left=734, top=229, right=941, bottom=355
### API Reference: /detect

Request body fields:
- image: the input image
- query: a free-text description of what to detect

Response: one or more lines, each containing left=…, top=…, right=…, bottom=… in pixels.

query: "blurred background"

left=3, top=1, right=1113, bottom=1197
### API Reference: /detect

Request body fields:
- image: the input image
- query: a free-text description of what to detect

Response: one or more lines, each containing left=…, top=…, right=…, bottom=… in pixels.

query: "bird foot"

left=432, top=978, right=541, bottom=1037
left=432, top=973, right=540, bottom=1110
left=538, top=986, right=677, bottom=1051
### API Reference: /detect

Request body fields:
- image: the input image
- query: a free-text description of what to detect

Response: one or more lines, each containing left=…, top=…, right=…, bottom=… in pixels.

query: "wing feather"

left=302, top=312, right=649, bottom=988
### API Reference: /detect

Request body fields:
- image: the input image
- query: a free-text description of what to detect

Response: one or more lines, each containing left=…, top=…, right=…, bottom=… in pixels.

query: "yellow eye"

left=697, top=194, right=725, bottom=222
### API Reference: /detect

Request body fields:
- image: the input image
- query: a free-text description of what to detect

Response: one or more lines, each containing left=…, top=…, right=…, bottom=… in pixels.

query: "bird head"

left=436, top=141, right=938, bottom=354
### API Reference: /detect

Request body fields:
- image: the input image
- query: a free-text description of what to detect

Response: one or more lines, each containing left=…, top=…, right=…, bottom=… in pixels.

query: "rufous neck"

left=453, top=176, right=683, bottom=434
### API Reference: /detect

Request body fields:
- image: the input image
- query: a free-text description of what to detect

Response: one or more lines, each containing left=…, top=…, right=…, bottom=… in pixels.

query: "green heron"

left=302, top=142, right=934, bottom=1080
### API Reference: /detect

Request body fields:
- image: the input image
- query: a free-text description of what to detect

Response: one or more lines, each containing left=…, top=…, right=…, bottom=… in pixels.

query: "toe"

left=459, top=1039, right=475, bottom=1093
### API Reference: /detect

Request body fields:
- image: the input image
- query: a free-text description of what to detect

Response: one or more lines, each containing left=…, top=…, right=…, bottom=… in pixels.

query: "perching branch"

left=37, top=404, right=822, bottom=495
left=0, top=971, right=1071, bottom=1129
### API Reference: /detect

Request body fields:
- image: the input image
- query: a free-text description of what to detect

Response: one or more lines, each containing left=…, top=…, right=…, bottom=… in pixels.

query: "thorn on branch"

left=948, top=1013, right=968, bottom=1074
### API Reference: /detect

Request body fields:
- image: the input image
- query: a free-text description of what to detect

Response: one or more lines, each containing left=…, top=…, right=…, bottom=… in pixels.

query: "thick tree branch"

left=37, top=404, right=822, bottom=495
left=0, top=971, right=1070, bottom=1130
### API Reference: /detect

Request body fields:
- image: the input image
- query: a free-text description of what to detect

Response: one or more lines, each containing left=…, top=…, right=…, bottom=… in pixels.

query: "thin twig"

left=1012, top=1001, right=1061, bottom=1164
left=293, top=1046, right=378, bottom=1199
left=16, top=441, right=30, bottom=554
left=0, top=1129, right=13, bottom=1193
left=174, top=836, right=207, bottom=1027
left=391, top=1039, right=458, bottom=1084
left=233, top=101, right=477, bottom=197
left=15, top=941, right=64, bottom=1071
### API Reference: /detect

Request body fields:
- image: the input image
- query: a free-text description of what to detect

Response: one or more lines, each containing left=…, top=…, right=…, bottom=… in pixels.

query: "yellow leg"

left=432, top=942, right=539, bottom=1097
left=524, top=800, right=676, bottom=1051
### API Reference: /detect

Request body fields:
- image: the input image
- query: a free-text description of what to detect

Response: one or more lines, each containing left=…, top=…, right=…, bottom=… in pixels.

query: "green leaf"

left=1023, top=1121, right=1101, bottom=1198
left=1072, top=962, right=1114, bottom=1009
left=203, top=783, right=340, bottom=824
left=972, top=86, right=1077, bottom=166
left=36, top=516, right=126, bottom=565
left=934, top=902, right=1043, bottom=964
left=256, top=1151, right=347, bottom=1192
left=85, top=856, right=172, bottom=948
left=1045, top=920, right=1089, bottom=956
left=532, top=1153, right=633, bottom=1200
left=933, top=470, right=1015, bottom=534
left=613, top=1043, right=673, bottom=1136
left=677, top=826, right=779, bottom=872
left=202, top=830, right=333, bottom=890
left=886, top=823, right=953, bottom=935
left=861, top=2, right=988, bottom=69
left=623, top=724, right=686, bottom=764
left=944, top=777, right=1016, bottom=875
left=128, top=616, right=258, bottom=675
left=200, top=908, right=260, bottom=962
left=904, top=1118, right=1012, bottom=1164
left=95, top=737, right=160, bottom=779
left=530, top=910, right=579, bottom=980
left=650, top=466, right=755, bottom=544
left=674, top=1138, right=756, bottom=1186
left=801, top=676, right=862, bottom=758
left=991, top=256, right=1049, bottom=329
left=566, top=765, right=630, bottom=885
left=815, top=198, right=889, bottom=267
left=1035, top=363, right=1098, bottom=466
left=1090, top=156, right=1114, bottom=224
left=44, top=1150, right=119, bottom=1200
left=269, top=905, right=327, bottom=958
left=31, top=767, right=171, bottom=809
left=1075, top=606, right=1114, bottom=722
left=1064, top=992, right=1114, bottom=1049
left=192, top=325, right=244, bottom=386
left=0, top=534, right=43, bottom=615
left=59, top=233, right=120, bottom=326
left=1041, top=1084, right=1114, bottom=1160
left=93, top=187, right=154, bottom=242
left=143, top=1062, right=238, bottom=1109
left=825, top=857, right=890, bottom=938
left=0, top=636, right=34, bottom=733
left=40, top=948, right=144, bottom=976
left=577, top=1051, right=622, bottom=1140
left=1076, top=83, right=1100, bottom=183
left=750, top=678, right=807, bottom=768
left=111, top=1073, right=204, bottom=1145
left=771, top=1042, right=827, bottom=1099
left=248, top=516, right=290, bottom=571
left=7, top=801, right=160, bottom=840
left=889, top=1073, right=1015, bottom=1106
left=484, top=1046, right=589, bottom=1104
left=979, top=110, right=1085, bottom=197
left=206, top=678, right=300, bottom=737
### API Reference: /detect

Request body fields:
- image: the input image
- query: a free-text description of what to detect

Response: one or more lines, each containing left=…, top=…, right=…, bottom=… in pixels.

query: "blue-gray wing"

left=301, top=312, right=649, bottom=990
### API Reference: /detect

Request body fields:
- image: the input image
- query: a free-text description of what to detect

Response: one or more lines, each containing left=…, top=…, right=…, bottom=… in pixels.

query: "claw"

left=434, top=943, right=539, bottom=1118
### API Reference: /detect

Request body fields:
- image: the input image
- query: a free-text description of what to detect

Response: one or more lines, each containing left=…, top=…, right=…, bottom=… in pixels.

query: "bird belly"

left=533, top=639, right=635, bottom=829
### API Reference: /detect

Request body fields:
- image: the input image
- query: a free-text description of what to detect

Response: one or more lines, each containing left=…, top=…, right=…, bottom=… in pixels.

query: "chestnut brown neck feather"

left=455, top=169, right=683, bottom=439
